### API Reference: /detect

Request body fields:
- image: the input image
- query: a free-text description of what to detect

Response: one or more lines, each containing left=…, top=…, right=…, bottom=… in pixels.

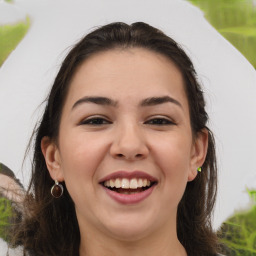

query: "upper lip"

left=99, top=170, right=158, bottom=183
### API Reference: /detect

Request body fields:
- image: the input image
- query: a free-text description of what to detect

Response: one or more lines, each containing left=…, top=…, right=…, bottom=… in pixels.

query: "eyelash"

left=80, top=117, right=175, bottom=126
left=145, top=118, right=175, bottom=126
left=80, top=117, right=112, bottom=125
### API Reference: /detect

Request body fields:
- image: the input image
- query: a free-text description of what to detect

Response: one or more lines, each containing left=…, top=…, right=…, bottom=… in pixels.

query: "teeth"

left=115, top=178, right=121, bottom=188
left=103, top=178, right=152, bottom=189
left=121, top=178, right=130, bottom=189
left=122, top=191, right=138, bottom=194
left=130, top=178, right=138, bottom=189
left=110, top=179, right=115, bottom=188
left=138, top=178, right=143, bottom=187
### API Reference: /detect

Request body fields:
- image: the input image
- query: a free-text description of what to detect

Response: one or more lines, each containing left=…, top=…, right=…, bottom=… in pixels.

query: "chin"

left=100, top=213, right=159, bottom=242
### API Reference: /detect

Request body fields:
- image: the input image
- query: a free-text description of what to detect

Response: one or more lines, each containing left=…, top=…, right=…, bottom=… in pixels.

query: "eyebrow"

left=72, top=95, right=182, bottom=110
left=72, top=96, right=118, bottom=109
left=140, top=96, right=182, bottom=108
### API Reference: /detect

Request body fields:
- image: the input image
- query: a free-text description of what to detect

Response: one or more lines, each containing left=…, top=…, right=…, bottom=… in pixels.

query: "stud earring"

left=197, top=167, right=202, bottom=172
left=51, top=180, right=63, bottom=198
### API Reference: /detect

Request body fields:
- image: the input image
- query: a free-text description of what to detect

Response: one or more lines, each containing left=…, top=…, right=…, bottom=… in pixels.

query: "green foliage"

left=0, top=16, right=30, bottom=67
left=0, top=197, right=13, bottom=242
left=247, top=188, right=256, bottom=203
left=218, top=189, right=256, bottom=256
left=188, top=0, right=256, bottom=68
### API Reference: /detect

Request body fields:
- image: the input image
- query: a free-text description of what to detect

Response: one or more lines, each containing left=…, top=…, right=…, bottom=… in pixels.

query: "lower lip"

left=102, top=185, right=156, bottom=204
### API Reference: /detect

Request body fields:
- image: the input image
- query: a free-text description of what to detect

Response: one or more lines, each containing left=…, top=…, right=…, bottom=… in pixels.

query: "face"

left=42, top=48, right=207, bottom=242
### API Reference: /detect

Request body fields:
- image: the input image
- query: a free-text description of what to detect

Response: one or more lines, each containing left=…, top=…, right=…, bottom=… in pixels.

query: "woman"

left=10, top=22, right=220, bottom=255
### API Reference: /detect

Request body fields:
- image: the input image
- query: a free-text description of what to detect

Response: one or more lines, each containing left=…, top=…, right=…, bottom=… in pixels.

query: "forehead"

left=66, top=48, right=188, bottom=107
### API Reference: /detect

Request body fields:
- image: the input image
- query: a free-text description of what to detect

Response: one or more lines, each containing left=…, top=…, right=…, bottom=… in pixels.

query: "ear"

left=41, top=136, right=64, bottom=182
left=188, top=129, right=208, bottom=181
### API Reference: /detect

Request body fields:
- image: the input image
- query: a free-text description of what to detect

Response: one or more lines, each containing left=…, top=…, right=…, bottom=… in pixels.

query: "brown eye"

left=145, top=118, right=175, bottom=125
left=80, top=118, right=112, bottom=125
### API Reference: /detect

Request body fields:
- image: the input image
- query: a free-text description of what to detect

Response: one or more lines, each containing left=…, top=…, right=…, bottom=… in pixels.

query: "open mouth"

left=100, top=178, right=157, bottom=194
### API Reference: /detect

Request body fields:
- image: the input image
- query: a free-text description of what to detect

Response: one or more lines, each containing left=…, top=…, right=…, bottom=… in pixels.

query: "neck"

left=78, top=219, right=187, bottom=256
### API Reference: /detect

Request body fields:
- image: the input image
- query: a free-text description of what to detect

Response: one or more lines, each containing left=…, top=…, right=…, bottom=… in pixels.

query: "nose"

left=110, top=123, right=149, bottom=161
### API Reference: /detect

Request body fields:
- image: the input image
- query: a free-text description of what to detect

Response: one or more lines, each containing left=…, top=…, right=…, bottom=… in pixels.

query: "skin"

left=42, top=48, right=208, bottom=256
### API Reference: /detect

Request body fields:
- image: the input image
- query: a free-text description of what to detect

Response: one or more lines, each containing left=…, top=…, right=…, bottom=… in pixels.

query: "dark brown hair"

left=11, top=22, right=218, bottom=256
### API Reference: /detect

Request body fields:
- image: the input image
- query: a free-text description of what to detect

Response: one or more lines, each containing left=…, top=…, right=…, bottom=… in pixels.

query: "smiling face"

left=42, top=48, right=208, bottom=244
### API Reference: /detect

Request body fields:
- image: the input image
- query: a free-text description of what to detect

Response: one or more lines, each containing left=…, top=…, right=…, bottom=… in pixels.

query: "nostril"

left=115, top=153, right=144, bottom=160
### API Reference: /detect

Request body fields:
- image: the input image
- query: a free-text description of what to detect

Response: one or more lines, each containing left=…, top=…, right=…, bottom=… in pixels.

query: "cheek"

left=58, top=133, right=109, bottom=189
left=153, top=132, right=192, bottom=169
left=151, top=133, right=192, bottom=196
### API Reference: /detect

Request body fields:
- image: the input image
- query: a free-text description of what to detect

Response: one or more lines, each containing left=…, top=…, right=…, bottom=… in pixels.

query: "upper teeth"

left=103, top=178, right=151, bottom=189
